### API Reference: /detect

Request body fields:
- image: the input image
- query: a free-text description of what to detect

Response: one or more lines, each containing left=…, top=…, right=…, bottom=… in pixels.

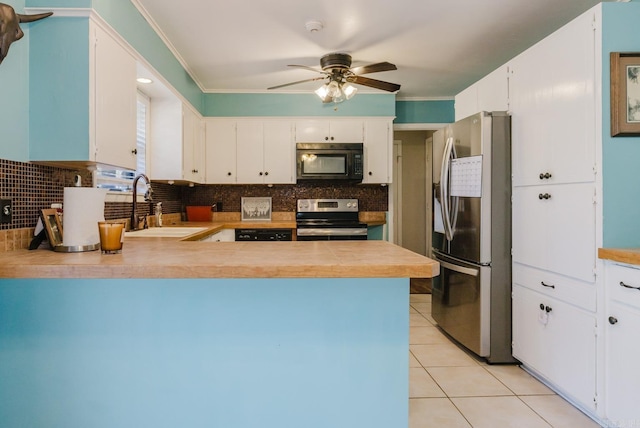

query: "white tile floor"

left=409, top=293, right=602, bottom=428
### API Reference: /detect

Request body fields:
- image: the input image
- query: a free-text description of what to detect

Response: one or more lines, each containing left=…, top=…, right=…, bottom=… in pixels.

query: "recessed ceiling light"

left=137, top=77, right=153, bottom=84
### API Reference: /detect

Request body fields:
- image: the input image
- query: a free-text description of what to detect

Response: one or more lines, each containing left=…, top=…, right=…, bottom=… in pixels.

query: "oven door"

left=296, top=226, right=368, bottom=241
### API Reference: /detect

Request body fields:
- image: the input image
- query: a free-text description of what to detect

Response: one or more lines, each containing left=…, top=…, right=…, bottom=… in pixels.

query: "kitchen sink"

left=124, top=227, right=208, bottom=238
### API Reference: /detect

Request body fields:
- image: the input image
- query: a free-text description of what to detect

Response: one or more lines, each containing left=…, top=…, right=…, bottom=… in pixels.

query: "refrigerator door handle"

left=436, top=258, right=480, bottom=277
left=440, top=137, right=458, bottom=241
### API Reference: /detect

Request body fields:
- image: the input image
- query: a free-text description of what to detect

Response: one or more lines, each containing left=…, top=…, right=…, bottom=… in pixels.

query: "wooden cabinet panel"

left=295, top=120, right=363, bottom=142
left=205, top=120, right=236, bottom=183
left=363, top=120, right=391, bottom=184
left=509, top=11, right=596, bottom=187
left=512, top=284, right=596, bottom=412
left=512, top=183, right=596, bottom=283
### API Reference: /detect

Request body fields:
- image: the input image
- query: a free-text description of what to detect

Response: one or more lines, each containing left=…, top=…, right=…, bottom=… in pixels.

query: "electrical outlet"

left=1, top=199, right=12, bottom=224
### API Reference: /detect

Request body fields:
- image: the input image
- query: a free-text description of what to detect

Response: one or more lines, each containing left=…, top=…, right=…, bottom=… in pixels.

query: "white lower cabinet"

left=512, top=284, right=597, bottom=412
left=604, top=262, right=640, bottom=425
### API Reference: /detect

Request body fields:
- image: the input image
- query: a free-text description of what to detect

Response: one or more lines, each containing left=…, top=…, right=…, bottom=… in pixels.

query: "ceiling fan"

left=268, top=53, right=401, bottom=103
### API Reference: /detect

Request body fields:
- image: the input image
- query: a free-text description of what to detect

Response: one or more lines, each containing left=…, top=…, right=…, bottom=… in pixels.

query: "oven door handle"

left=296, top=228, right=368, bottom=236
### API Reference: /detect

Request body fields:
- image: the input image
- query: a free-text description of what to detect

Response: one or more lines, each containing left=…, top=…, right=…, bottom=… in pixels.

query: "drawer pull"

left=538, top=193, right=551, bottom=200
left=545, top=305, right=552, bottom=313
left=609, top=316, right=618, bottom=325
left=541, top=281, right=555, bottom=289
left=539, top=172, right=552, bottom=180
left=620, top=281, right=640, bottom=291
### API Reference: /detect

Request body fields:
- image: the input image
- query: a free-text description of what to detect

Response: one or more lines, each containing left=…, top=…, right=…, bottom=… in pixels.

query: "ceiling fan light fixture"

left=315, top=84, right=330, bottom=100
left=342, top=83, right=357, bottom=100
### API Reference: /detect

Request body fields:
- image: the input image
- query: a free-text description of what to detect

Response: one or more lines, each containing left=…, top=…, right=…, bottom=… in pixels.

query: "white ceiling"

left=134, top=0, right=613, bottom=99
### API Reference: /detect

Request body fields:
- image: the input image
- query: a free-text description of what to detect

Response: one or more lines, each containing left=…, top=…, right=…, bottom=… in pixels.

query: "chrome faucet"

left=130, top=174, right=153, bottom=231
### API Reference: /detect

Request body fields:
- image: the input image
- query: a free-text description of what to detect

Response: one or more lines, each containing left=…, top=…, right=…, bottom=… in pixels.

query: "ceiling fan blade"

left=287, top=64, right=328, bottom=74
left=349, top=75, right=401, bottom=92
left=267, top=76, right=326, bottom=90
left=350, top=62, right=397, bottom=75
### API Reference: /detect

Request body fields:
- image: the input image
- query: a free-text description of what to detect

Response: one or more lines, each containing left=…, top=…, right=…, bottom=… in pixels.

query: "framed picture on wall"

left=611, top=52, right=640, bottom=136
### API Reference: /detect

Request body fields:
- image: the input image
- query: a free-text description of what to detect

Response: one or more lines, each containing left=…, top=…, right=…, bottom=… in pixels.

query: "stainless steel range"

left=296, top=199, right=368, bottom=241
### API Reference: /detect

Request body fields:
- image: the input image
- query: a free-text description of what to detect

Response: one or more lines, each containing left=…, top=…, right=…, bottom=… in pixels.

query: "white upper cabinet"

left=236, top=120, right=294, bottom=184
left=182, top=106, right=205, bottom=183
left=262, top=121, right=295, bottom=184
left=236, top=121, right=265, bottom=184
left=509, top=10, right=596, bottom=187
left=205, top=119, right=237, bottom=184
left=295, top=119, right=363, bottom=142
left=205, top=119, right=295, bottom=185
left=148, top=101, right=204, bottom=183
left=30, top=18, right=137, bottom=169
left=363, top=120, right=392, bottom=184
left=455, top=65, right=509, bottom=121
left=93, top=23, right=137, bottom=170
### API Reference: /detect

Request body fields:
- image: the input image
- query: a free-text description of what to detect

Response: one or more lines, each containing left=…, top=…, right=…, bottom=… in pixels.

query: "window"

left=96, top=91, right=149, bottom=194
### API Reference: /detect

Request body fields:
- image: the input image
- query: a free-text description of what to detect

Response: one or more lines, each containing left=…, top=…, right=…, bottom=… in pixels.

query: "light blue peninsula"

left=0, top=240, right=439, bottom=428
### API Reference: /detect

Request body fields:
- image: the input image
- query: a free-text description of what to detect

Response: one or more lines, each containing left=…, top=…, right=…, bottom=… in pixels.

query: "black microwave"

left=296, top=143, right=364, bottom=182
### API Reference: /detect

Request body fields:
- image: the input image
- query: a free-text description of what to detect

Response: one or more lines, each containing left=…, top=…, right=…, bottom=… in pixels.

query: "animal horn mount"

left=0, top=3, right=52, bottom=66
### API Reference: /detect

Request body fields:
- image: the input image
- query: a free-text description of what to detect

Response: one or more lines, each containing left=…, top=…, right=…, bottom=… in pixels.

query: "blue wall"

left=205, top=93, right=396, bottom=117
left=0, top=0, right=29, bottom=162
left=601, top=2, right=640, bottom=247
left=395, top=99, right=455, bottom=124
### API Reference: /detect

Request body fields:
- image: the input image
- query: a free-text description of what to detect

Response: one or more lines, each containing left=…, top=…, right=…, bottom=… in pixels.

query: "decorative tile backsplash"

left=182, top=182, right=389, bottom=213
left=1, top=157, right=388, bottom=251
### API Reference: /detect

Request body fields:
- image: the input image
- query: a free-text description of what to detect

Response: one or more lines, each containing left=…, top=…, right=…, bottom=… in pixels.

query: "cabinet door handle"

left=227, top=172, right=232, bottom=176
left=545, top=305, right=552, bottom=313
left=541, top=281, right=555, bottom=289
left=539, top=172, right=552, bottom=180
left=539, top=303, right=545, bottom=310
left=131, top=149, right=138, bottom=155
left=620, top=281, right=640, bottom=291
left=259, top=172, right=263, bottom=176
left=538, top=193, right=551, bottom=200
left=264, top=171, right=269, bottom=176
left=609, top=316, right=618, bottom=325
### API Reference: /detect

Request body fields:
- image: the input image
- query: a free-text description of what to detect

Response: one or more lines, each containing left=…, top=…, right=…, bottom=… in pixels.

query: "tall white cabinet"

left=455, top=6, right=605, bottom=419
left=509, top=10, right=600, bottom=415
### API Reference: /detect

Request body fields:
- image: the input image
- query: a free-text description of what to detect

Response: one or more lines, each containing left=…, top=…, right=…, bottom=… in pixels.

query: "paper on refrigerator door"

left=433, top=197, right=445, bottom=233
left=450, top=155, right=483, bottom=198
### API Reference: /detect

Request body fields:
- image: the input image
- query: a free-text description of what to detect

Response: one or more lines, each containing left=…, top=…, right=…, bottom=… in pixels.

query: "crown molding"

left=395, top=96, right=454, bottom=102
left=130, top=0, right=205, bottom=92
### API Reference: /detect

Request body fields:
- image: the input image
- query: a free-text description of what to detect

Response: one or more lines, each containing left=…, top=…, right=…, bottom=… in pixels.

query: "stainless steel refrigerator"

left=431, top=111, right=514, bottom=363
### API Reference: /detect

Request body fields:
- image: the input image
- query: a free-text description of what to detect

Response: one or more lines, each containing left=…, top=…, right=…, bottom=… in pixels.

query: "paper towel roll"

left=63, top=188, right=108, bottom=247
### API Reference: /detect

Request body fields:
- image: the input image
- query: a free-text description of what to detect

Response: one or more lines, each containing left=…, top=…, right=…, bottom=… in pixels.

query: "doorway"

left=392, top=130, right=434, bottom=256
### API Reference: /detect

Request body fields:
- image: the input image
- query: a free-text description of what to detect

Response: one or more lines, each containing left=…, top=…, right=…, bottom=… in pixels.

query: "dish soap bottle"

left=155, top=202, right=163, bottom=227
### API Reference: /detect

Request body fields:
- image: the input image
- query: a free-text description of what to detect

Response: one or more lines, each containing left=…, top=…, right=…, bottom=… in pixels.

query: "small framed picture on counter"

left=241, top=197, right=272, bottom=221
left=611, top=52, right=640, bottom=136
left=41, top=208, right=63, bottom=248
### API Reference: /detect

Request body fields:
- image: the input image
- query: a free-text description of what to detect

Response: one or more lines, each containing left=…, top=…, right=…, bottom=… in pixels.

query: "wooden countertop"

left=0, top=239, right=439, bottom=279
left=598, top=248, right=640, bottom=266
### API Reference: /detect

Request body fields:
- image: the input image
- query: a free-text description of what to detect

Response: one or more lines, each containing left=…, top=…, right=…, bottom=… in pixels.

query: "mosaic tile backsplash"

left=0, top=158, right=388, bottom=250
